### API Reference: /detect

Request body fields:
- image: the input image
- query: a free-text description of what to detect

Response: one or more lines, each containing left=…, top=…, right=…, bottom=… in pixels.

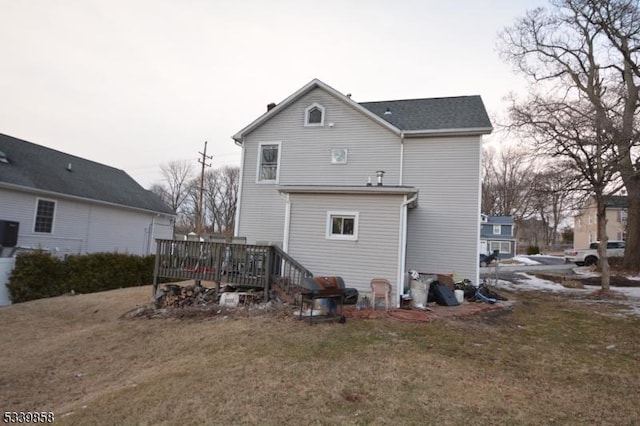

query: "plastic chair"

left=370, top=279, right=392, bottom=311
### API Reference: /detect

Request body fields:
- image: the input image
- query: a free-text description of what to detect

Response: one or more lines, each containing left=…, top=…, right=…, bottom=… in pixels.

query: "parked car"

left=564, top=241, right=625, bottom=266
left=480, top=250, right=499, bottom=267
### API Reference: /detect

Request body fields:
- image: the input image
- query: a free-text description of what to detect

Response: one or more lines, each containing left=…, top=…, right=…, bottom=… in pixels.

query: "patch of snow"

left=489, top=273, right=640, bottom=318
left=510, top=256, right=542, bottom=265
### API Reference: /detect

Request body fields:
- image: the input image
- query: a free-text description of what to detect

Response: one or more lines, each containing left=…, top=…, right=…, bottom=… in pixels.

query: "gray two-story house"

left=232, top=79, right=492, bottom=306
left=480, top=214, right=516, bottom=259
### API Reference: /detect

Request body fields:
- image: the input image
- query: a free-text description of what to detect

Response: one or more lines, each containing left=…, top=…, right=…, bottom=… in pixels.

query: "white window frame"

left=326, top=211, right=359, bottom=241
left=330, top=148, right=348, bottom=164
left=34, top=198, right=56, bottom=234
left=489, top=241, right=510, bottom=254
left=304, top=103, right=325, bottom=127
left=493, top=224, right=501, bottom=235
left=256, top=141, right=281, bottom=184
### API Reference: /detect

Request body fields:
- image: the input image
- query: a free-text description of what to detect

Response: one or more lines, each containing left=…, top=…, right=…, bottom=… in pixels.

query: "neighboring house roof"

left=606, top=196, right=627, bottom=209
left=0, top=133, right=175, bottom=215
left=232, top=78, right=492, bottom=142
left=484, top=216, right=514, bottom=225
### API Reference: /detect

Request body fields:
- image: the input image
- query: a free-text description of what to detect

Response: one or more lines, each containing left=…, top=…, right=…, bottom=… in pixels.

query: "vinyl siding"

left=0, top=187, right=172, bottom=256
left=403, top=136, right=482, bottom=283
left=237, top=88, right=401, bottom=244
left=288, top=193, right=402, bottom=300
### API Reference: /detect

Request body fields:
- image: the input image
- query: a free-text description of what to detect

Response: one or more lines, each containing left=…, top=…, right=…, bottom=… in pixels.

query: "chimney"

left=267, top=102, right=277, bottom=111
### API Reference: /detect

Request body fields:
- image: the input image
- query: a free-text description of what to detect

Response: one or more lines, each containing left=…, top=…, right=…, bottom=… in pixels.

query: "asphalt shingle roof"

left=0, top=133, right=174, bottom=215
left=359, top=96, right=492, bottom=131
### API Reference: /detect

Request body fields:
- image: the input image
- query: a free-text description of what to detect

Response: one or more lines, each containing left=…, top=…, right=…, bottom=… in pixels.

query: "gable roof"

left=0, top=133, right=175, bottom=215
left=232, top=78, right=492, bottom=142
left=360, top=96, right=492, bottom=134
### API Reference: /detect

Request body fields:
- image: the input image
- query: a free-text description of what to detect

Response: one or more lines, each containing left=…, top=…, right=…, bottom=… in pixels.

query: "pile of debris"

left=154, top=282, right=265, bottom=309
left=154, top=283, right=217, bottom=308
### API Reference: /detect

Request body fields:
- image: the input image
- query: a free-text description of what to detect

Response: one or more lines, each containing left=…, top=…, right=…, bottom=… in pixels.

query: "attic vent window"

left=304, top=103, right=325, bottom=127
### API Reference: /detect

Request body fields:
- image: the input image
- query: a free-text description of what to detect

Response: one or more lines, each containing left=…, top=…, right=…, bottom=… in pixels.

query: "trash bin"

left=410, top=273, right=435, bottom=309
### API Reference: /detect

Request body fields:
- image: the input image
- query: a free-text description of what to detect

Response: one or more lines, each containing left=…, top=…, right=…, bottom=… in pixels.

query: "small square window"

left=493, top=224, right=501, bottom=235
left=326, top=211, right=359, bottom=241
left=331, top=148, right=348, bottom=164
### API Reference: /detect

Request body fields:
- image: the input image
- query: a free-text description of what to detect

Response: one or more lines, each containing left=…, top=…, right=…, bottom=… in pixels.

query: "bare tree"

left=151, top=160, right=196, bottom=233
left=529, top=162, right=580, bottom=246
left=202, top=166, right=239, bottom=239
left=499, top=0, right=640, bottom=275
left=482, top=145, right=536, bottom=218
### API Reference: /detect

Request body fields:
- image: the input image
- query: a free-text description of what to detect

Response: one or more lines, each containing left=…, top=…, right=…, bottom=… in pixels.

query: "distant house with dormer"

left=0, top=133, right=175, bottom=256
left=480, top=214, right=516, bottom=259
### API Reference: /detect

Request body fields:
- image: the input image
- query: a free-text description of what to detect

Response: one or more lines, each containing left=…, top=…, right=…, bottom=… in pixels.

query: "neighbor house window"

left=326, top=211, right=359, bottom=241
left=34, top=199, right=55, bottom=233
left=493, top=224, right=501, bottom=235
left=489, top=241, right=510, bottom=254
left=304, top=103, right=325, bottom=126
left=257, top=142, right=281, bottom=182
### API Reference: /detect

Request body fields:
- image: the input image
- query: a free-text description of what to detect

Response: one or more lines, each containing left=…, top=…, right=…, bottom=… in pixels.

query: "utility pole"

left=196, top=141, right=212, bottom=235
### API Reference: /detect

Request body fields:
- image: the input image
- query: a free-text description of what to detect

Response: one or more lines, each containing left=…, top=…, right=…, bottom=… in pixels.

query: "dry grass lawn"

left=1, top=285, right=639, bottom=425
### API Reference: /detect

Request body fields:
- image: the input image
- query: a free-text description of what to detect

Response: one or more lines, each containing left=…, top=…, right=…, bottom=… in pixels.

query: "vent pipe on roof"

left=67, top=163, right=72, bottom=172
left=267, top=102, right=277, bottom=111
left=384, top=107, right=392, bottom=115
left=376, top=170, right=385, bottom=186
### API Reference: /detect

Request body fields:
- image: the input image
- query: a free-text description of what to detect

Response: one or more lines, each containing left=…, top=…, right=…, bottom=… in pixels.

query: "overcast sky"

left=0, top=0, right=543, bottom=188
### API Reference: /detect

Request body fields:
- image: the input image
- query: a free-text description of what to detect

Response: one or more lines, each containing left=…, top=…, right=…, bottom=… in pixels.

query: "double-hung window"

left=257, top=142, right=281, bottom=183
left=34, top=199, right=55, bottom=233
left=326, top=211, right=359, bottom=241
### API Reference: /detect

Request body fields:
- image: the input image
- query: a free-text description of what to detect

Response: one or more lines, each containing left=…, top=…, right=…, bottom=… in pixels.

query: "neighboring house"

left=573, top=195, right=627, bottom=249
left=0, top=134, right=175, bottom=256
left=480, top=214, right=516, bottom=259
left=231, top=79, right=492, bottom=306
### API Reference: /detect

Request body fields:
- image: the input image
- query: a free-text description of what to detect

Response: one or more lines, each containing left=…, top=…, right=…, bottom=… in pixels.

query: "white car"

left=564, top=241, right=625, bottom=266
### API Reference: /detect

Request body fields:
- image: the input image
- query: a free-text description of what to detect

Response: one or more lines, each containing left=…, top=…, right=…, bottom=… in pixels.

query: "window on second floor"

left=493, top=224, right=501, bottom=235
left=304, top=103, right=325, bottom=126
left=257, top=142, right=281, bottom=183
left=34, top=199, right=55, bottom=233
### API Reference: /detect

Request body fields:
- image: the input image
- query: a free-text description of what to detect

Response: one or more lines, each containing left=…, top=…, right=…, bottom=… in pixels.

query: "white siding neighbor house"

left=0, top=134, right=175, bottom=256
left=232, top=79, right=492, bottom=306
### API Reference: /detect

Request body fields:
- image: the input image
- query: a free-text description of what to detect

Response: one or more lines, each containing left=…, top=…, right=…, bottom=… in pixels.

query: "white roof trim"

left=0, top=182, right=176, bottom=217
left=232, top=79, right=401, bottom=143
left=403, top=127, right=493, bottom=137
left=277, top=184, right=418, bottom=196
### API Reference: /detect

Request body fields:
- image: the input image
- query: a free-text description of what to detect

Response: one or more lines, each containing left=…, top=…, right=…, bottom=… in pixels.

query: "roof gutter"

left=0, top=182, right=176, bottom=217
left=402, top=127, right=493, bottom=137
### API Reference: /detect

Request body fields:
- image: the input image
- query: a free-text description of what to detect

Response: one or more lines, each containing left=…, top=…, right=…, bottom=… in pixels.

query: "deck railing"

left=153, top=239, right=313, bottom=303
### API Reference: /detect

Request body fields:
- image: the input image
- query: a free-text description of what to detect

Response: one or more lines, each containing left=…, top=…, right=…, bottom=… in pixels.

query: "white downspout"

left=399, top=131, right=405, bottom=185
left=280, top=192, right=291, bottom=252
left=233, top=138, right=245, bottom=237
left=396, top=192, right=418, bottom=307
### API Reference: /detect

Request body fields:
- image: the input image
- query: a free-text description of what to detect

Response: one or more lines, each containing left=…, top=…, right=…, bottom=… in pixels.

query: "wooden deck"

left=152, top=239, right=313, bottom=303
